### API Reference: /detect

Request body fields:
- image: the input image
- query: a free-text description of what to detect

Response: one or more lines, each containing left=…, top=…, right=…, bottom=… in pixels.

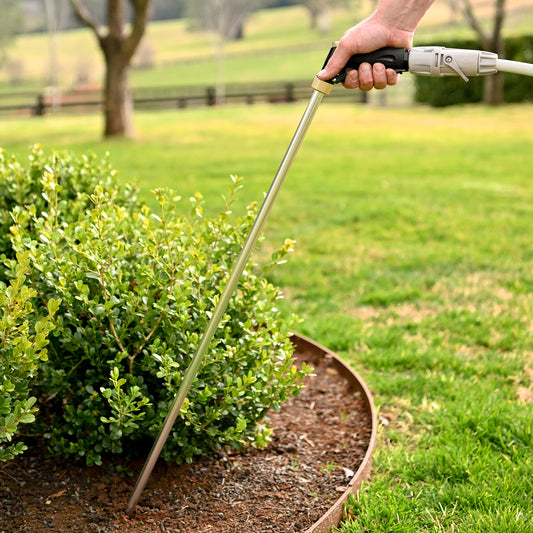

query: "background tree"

left=0, top=0, right=24, bottom=66
left=300, top=0, right=351, bottom=33
left=188, top=0, right=266, bottom=104
left=69, top=0, right=152, bottom=137
left=447, top=0, right=507, bottom=104
left=22, top=0, right=181, bottom=30
left=189, top=0, right=265, bottom=42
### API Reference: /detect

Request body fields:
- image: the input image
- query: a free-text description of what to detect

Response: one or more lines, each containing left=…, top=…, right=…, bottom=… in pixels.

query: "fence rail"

left=0, top=80, right=365, bottom=117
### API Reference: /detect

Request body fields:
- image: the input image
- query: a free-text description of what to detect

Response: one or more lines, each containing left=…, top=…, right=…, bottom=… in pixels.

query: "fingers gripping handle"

left=318, top=45, right=410, bottom=86
left=336, top=47, right=410, bottom=83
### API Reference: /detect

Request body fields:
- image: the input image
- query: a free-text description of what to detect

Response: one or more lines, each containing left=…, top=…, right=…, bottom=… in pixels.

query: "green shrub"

left=0, top=145, right=138, bottom=282
left=0, top=252, right=59, bottom=462
left=8, top=159, right=309, bottom=466
left=500, top=35, right=533, bottom=103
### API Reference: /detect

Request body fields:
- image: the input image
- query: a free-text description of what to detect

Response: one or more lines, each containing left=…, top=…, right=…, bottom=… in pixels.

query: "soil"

left=0, top=342, right=373, bottom=533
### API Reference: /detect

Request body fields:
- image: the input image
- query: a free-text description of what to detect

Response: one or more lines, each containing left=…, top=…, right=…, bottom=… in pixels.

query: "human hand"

left=316, top=14, right=415, bottom=91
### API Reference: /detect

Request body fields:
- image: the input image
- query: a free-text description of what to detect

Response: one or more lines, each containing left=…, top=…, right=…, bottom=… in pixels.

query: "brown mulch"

left=0, top=346, right=373, bottom=533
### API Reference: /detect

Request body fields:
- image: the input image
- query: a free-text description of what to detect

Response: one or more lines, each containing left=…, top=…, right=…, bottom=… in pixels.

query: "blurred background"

left=2, top=0, right=533, bottom=120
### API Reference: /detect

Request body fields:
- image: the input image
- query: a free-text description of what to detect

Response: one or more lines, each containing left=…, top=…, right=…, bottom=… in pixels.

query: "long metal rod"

left=126, top=88, right=325, bottom=515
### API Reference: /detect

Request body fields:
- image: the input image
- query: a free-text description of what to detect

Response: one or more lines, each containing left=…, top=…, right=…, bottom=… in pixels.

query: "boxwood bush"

left=5, top=149, right=309, bottom=466
left=0, top=252, right=59, bottom=462
left=0, top=145, right=138, bottom=283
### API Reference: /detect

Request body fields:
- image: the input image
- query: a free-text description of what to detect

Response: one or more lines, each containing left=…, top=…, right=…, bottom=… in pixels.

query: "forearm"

left=373, top=0, right=436, bottom=33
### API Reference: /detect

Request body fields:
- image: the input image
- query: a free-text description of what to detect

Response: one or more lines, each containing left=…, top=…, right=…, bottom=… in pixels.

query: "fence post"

left=285, top=83, right=295, bottom=103
left=34, top=94, right=46, bottom=116
left=206, top=87, right=216, bottom=106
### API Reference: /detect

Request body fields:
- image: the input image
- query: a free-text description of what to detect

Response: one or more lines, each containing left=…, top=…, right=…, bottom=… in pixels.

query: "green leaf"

left=19, top=413, right=35, bottom=424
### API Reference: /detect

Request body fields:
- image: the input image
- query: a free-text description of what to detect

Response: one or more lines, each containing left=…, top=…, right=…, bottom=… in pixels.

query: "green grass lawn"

left=1, top=101, right=533, bottom=531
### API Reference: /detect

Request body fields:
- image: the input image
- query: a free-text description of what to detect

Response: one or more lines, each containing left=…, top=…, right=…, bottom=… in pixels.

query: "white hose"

left=496, top=58, right=533, bottom=77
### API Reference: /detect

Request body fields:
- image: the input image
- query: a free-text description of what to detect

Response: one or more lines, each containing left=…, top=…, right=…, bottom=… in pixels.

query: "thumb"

left=316, top=46, right=351, bottom=81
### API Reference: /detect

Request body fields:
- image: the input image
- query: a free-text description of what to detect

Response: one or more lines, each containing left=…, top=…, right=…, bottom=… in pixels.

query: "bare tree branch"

left=493, top=0, right=506, bottom=48
left=124, top=0, right=152, bottom=59
left=68, top=0, right=103, bottom=39
left=460, top=0, right=489, bottom=46
left=446, top=0, right=508, bottom=103
left=193, top=0, right=265, bottom=40
left=448, top=0, right=507, bottom=50
left=107, top=0, right=125, bottom=39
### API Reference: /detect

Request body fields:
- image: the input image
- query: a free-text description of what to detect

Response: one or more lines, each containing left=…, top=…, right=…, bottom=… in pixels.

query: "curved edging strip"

left=289, top=334, right=378, bottom=533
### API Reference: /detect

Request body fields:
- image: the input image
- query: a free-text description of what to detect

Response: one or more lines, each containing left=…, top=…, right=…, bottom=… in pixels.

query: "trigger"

left=332, top=70, right=348, bottom=84
left=441, top=53, right=469, bottom=82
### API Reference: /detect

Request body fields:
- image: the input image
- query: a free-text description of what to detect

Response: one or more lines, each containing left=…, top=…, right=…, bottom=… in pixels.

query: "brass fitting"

left=311, top=41, right=340, bottom=94
left=311, top=76, right=333, bottom=94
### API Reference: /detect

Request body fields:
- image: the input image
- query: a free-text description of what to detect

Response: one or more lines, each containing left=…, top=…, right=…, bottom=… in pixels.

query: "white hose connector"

left=408, top=46, right=533, bottom=80
left=409, top=46, right=498, bottom=82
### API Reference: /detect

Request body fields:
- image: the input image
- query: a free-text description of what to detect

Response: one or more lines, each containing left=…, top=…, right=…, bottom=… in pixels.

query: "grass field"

left=1, top=100, right=532, bottom=531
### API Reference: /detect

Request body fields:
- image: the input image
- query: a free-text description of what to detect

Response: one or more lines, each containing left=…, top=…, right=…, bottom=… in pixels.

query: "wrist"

left=372, top=1, right=428, bottom=34
left=368, top=10, right=416, bottom=48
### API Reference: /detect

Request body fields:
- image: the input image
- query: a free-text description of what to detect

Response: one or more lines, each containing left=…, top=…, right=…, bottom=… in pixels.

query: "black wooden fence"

left=0, top=80, right=365, bottom=117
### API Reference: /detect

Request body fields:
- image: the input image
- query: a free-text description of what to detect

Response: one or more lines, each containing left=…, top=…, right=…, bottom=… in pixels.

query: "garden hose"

left=126, top=44, right=533, bottom=515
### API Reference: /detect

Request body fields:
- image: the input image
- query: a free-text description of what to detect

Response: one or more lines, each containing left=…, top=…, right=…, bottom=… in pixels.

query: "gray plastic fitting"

left=408, top=46, right=498, bottom=82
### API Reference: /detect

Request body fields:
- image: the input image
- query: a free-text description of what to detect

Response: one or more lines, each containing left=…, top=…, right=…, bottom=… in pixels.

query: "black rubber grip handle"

left=322, top=46, right=410, bottom=84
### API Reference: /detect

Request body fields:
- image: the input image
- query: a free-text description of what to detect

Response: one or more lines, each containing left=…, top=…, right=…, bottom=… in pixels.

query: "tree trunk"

left=455, top=0, right=507, bottom=104
left=103, top=52, right=133, bottom=137
left=483, top=71, right=504, bottom=105
left=214, top=32, right=226, bottom=105
left=317, top=8, right=331, bottom=34
left=69, top=0, right=151, bottom=138
left=308, top=8, right=318, bottom=29
left=482, top=30, right=505, bottom=104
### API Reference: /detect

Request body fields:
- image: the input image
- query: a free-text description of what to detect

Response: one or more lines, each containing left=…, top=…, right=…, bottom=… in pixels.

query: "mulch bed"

left=0, top=345, right=373, bottom=533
